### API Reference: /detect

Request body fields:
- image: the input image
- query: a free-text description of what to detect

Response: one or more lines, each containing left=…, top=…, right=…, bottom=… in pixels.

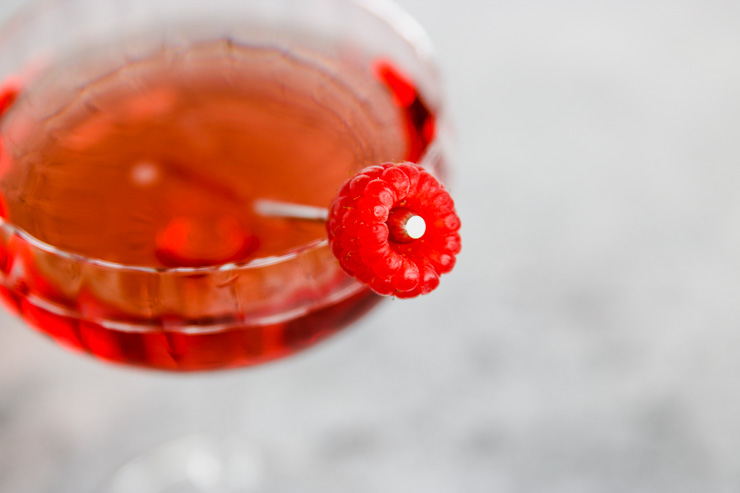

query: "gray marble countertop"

left=4, top=0, right=740, bottom=492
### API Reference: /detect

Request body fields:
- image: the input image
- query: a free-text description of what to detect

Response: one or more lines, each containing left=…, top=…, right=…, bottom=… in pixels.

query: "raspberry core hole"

left=388, top=207, right=426, bottom=243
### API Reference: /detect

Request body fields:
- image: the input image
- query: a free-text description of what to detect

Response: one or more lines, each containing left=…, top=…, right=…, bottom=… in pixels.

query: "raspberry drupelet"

left=327, top=162, right=461, bottom=298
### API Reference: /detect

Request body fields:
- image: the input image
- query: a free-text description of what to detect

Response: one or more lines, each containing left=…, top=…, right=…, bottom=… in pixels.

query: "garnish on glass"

left=258, top=162, right=461, bottom=298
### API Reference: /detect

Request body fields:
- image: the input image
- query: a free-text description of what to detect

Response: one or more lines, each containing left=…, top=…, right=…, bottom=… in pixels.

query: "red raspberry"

left=374, top=60, right=436, bottom=163
left=327, top=162, right=461, bottom=298
left=0, top=79, right=20, bottom=119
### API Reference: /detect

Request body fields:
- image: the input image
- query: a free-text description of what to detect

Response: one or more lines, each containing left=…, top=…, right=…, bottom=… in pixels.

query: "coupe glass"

left=0, top=0, right=448, bottom=489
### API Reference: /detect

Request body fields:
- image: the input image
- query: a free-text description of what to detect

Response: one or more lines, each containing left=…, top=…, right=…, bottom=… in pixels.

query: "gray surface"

left=4, top=0, right=740, bottom=492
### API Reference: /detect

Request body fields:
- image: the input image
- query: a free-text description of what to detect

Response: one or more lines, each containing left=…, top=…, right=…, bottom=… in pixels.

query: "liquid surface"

left=1, top=42, right=406, bottom=267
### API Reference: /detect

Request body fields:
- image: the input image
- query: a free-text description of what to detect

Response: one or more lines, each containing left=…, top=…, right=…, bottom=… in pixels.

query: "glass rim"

left=0, top=0, right=441, bottom=275
left=0, top=0, right=437, bottom=61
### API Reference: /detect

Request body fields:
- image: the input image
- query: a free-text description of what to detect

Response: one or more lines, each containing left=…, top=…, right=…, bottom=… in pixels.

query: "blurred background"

left=3, top=0, right=740, bottom=492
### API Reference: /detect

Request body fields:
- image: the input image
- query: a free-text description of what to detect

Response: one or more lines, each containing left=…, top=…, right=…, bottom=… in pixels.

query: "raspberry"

left=374, top=61, right=436, bottom=163
left=327, top=162, right=461, bottom=298
left=155, top=214, right=258, bottom=268
left=0, top=79, right=20, bottom=119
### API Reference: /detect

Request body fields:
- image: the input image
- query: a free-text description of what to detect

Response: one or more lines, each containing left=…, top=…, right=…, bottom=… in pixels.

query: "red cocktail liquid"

left=0, top=41, right=435, bottom=371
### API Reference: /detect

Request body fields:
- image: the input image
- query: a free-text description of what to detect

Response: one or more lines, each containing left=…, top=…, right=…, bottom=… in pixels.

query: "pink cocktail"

left=0, top=0, right=447, bottom=372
